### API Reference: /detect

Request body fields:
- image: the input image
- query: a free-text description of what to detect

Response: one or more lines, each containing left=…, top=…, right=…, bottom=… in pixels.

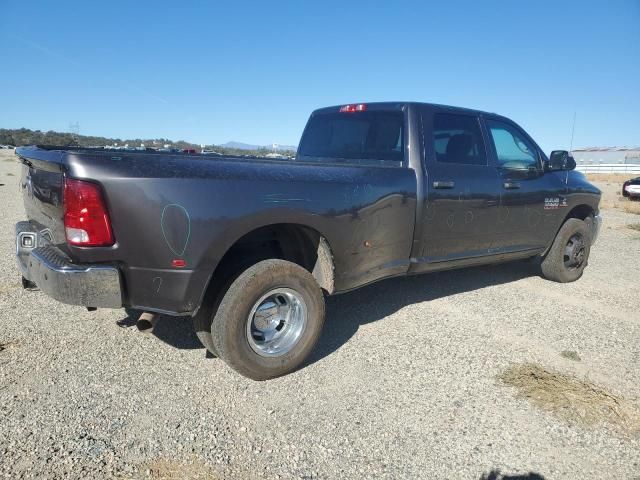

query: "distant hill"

left=221, top=141, right=297, bottom=152
left=221, top=141, right=261, bottom=150
left=0, top=128, right=296, bottom=157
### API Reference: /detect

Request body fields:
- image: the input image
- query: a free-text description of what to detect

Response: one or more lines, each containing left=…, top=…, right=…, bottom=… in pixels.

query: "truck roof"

left=312, top=101, right=496, bottom=117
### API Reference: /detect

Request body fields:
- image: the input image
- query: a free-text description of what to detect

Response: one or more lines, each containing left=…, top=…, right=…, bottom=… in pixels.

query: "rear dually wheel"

left=210, top=259, right=325, bottom=380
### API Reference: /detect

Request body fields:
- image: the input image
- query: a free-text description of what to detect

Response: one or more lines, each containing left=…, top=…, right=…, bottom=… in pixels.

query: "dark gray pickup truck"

left=15, top=102, right=601, bottom=380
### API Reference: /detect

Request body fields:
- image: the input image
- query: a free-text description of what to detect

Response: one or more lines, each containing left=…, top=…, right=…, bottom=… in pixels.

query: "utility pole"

left=69, top=121, right=80, bottom=145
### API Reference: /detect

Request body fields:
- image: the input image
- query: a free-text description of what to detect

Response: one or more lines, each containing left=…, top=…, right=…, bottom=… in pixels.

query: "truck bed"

left=16, top=145, right=417, bottom=314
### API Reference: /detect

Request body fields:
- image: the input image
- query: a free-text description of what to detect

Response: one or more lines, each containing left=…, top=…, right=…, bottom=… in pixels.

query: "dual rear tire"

left=194, top=259, right=325, bottom=380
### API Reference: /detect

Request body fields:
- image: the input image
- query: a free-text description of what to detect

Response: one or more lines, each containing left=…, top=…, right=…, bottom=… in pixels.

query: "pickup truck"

left=15, top=102, right=602, bottom=380
left=622, top=176, right=640, bottom=199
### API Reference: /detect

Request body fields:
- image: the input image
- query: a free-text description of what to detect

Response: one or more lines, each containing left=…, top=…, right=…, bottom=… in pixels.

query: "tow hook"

left=136, top=312, right=159, bottom=334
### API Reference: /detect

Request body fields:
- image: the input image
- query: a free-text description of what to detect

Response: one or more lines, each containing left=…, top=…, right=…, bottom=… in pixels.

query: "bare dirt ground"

left=1, top=149, right=639, bottom=479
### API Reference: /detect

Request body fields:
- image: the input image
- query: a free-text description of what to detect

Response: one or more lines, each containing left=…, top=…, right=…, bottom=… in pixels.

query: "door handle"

left=433, top=181, right=455, bottom=189
left=503, top=182, right=521, bottom=189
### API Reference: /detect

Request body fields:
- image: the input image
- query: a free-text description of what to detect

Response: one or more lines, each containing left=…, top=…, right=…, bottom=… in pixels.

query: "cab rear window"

left=298, top=111, right=404, bottom=163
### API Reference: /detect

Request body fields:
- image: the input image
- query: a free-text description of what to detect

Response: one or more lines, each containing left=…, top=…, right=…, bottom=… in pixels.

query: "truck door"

left=484, top=117, right=568, bottom=251
left=413, top=110, right=501, bottom=266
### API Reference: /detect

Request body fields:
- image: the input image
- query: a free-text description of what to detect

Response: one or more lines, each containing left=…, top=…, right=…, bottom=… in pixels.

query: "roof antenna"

left=569, top=111, right=576, bottom=152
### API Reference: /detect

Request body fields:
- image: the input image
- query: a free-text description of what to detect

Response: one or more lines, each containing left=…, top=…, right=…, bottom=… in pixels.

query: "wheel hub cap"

left=564, top=233, right=586, bottom=270
left=246, top=288, right=307, bottom=357
left=253, top=302, right=281, bottom=331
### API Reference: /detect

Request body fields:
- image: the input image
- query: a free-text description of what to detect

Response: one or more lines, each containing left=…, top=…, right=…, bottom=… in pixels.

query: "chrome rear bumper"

left=16, top=221, right=122, bottom=308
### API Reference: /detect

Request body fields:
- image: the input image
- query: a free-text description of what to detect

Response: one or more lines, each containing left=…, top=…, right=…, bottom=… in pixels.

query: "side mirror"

left=546, top=150, right=577, bottom=172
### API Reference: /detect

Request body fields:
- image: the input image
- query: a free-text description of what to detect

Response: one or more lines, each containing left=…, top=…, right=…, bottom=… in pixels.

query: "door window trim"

left=482, top=116, right=544, bottom=172
left=422, top=109, right=495, bottom=172
left=431, top=112, right=488, bottom=167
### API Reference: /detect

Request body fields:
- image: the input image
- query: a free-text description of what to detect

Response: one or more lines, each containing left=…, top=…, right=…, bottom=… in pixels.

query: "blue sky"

left=1, top=1, right=638, bottom=152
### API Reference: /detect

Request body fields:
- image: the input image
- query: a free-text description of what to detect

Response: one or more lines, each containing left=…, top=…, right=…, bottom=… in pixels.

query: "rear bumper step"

left=16, top=222, right=122, bottom=308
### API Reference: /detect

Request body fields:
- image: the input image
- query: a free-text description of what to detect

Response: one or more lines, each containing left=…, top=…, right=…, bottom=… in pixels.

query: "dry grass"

left=587, top=173, right=640, bottom=214
left=598, top=196, right=640, bottom=215
left=144, top=458, right=220, bottom=480
left=499, top=363, right=640, bottom=435
left=627, top=223, right=640, bottom=232
left=560, top=350, right=581, bottom=361
left=622, top=202, right=640, bottom=215
left=116, top=457, right=226, bottom=480
left=586, top=173, right=634, bottom=183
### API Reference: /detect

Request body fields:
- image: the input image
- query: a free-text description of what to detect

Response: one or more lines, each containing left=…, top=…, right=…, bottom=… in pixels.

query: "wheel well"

left=541, top=204, right=596, bottom=257
left=564, top=204, right=595, bottom=222
left=198, top=224, right=334, bottom=313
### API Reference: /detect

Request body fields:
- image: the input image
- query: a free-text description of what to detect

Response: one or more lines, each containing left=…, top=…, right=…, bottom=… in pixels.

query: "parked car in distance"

left=622, top=176, right=640, bottom=199
left=15, top=102, right=602, bottom=380
left=0, top=144, right=15, bottom=149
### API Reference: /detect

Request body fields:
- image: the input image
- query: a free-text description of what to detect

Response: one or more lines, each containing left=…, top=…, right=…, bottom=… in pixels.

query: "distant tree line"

left=0, top=128, right=295, bottom=157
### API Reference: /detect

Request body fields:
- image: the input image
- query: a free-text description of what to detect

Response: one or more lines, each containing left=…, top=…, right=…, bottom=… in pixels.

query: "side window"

left=486, top=119, right=539, bottom=169
left=432, top=113, right=487, bottom=166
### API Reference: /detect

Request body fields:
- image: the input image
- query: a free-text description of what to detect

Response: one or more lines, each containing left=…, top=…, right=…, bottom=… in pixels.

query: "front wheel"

left=211, top=259, right=325, bottom=380
left=540, top=218, right=591, bottom=283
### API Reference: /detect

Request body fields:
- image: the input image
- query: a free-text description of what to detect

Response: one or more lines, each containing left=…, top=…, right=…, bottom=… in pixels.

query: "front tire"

left=541, top=218, right=591, bottom=283
left=211, top=259, right=325, bottom=380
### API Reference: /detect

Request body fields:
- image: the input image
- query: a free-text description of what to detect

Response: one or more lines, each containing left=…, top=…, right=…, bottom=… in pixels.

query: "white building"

left=571, top=147, right=640, bottom=165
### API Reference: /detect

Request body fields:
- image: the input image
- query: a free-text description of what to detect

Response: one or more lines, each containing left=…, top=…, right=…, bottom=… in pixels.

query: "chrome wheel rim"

left=246, top=288, right=307, bottom=357
left=564, top=233, right=586, bottom=270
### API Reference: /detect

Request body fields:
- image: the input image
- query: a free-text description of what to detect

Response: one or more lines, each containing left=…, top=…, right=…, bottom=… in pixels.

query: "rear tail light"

left=339, top=103, right=367, bottom=113
left=63, top=177, right=115, bottom=246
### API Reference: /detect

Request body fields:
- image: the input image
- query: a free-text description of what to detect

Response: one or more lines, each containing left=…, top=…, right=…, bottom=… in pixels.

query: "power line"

left=569, top=112, right=576, bottom=152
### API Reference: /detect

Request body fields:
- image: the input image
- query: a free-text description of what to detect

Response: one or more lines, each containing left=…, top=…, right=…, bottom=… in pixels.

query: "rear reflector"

left=339, top=103, right=367, bottom=113
left=171, top=259, right=186, bottom=268
left=63, top=178, right=115, bottom=247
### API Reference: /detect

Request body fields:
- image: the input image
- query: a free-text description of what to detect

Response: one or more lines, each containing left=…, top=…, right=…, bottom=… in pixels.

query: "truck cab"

left=298, top=102, right=601, bottom=273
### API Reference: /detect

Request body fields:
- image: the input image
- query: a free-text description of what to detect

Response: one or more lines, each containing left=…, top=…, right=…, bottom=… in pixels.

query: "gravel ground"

left=1, top=150, right=639, bottom=479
